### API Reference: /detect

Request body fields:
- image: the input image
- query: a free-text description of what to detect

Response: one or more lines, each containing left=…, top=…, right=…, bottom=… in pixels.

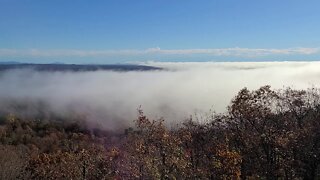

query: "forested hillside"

left=0, top=63, right=162, bottom=72
left=1, top=86, right=320, bottom=179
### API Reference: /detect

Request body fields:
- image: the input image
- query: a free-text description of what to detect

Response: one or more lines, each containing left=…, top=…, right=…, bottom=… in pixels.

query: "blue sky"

left=1, top=0, right=320, bottom=63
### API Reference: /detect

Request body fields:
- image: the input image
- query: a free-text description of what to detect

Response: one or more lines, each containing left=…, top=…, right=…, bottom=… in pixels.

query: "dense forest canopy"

left=0, top=86, right=320, bottom=179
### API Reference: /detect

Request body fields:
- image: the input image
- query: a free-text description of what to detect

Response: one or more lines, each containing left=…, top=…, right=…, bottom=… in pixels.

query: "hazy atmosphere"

left=1, top=1, right=320, bottom=179
left=1, top=61, right=320, bottom=129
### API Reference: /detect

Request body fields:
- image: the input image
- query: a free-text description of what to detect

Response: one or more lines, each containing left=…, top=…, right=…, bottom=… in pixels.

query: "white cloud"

left=1, top=61, right=320, bottom=130
left=0, top=47, right=319, bottom=58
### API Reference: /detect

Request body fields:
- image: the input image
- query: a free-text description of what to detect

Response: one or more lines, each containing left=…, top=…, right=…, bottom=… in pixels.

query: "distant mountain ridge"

left=0, top=61, right=22, bottom=65
left=0, top=63, right=162, bottom=72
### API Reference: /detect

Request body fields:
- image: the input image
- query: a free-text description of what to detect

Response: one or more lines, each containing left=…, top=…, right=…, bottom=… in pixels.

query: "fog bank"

left=1, top=61, right=320, bottom=130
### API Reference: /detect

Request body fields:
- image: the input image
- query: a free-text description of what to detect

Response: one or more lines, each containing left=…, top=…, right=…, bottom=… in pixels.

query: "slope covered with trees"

left=0, top=86, right=320, bottom=179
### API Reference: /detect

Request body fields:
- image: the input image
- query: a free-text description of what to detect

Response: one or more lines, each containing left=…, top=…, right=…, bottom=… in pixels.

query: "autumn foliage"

left=0, top=86, right=320, bottom=179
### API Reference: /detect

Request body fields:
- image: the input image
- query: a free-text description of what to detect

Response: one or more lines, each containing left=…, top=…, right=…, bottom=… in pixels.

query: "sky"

left=1, top=0, right=320, bottom=63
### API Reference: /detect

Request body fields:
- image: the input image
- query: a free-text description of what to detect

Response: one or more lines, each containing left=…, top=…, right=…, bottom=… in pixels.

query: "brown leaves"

left=1, top=86, right=320, bottom=179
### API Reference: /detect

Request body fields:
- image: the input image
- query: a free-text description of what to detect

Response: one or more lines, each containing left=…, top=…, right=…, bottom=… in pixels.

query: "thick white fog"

left=1, top=61, right=320, bottom=130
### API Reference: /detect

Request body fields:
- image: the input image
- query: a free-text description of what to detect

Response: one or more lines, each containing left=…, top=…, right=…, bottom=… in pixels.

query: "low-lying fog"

left=1, top=61, right=320, bottom=130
